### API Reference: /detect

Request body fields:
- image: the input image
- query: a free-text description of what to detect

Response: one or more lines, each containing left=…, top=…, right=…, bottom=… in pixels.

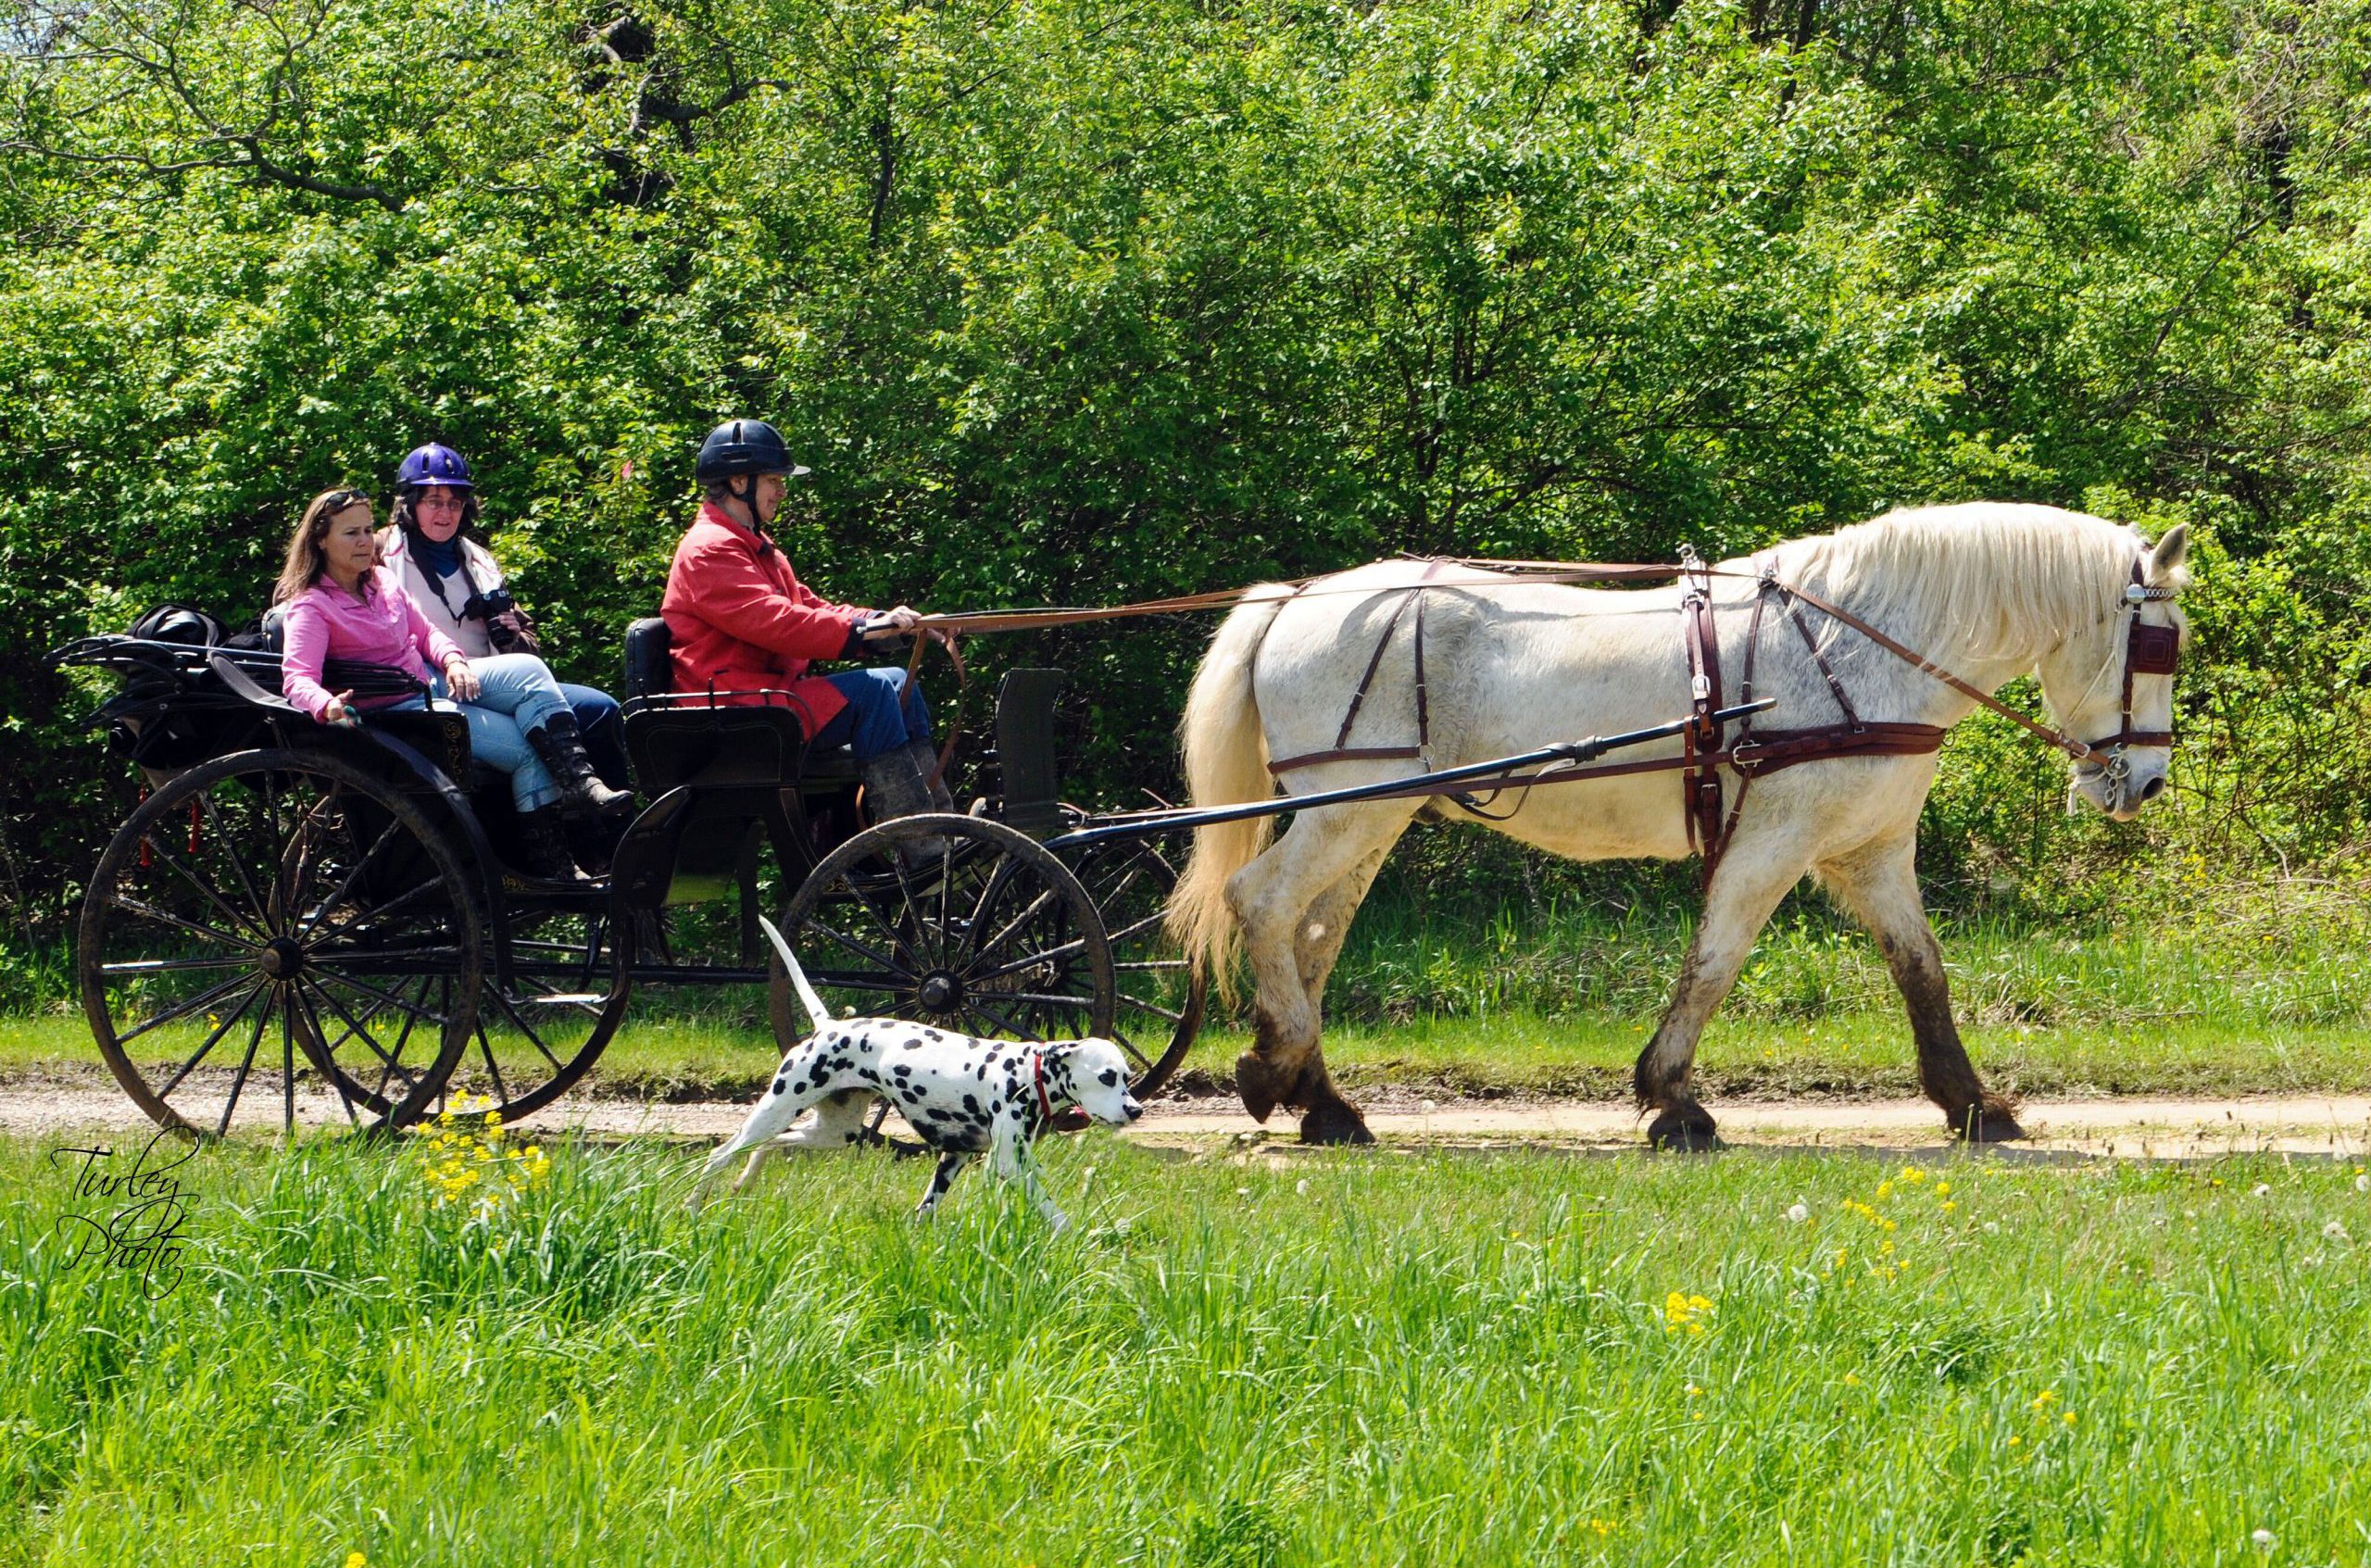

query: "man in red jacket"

left=661, top=418, right=952, bottom=825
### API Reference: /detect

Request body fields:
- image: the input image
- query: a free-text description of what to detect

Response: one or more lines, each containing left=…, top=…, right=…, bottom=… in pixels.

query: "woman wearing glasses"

left=375, top=443, right=628, bottom=787
left=273, top=486, right=632, bottom=883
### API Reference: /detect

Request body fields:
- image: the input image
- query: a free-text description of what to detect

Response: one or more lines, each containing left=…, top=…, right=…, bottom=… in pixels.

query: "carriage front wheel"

left=768, top=814, right=1115, bottom=1049
left=79, top=747, right=486, bottom=1138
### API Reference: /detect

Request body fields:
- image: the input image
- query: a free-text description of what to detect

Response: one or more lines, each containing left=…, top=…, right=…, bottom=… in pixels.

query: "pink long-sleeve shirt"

left=280, top=566, right=466, bottom=721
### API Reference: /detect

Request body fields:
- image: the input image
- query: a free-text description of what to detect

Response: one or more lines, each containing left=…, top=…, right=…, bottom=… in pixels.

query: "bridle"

left=2075, top=559, right=2183, bottom=795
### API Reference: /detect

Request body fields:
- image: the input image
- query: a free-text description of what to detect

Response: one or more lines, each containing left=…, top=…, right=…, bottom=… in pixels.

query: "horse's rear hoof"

left=1299, top=1101, right=1374, bottom=1147
left=1952, top=1103, right=2026, bottom=1144
left=1647, top=1109, right=1722, bottom=1152
left=1235, top=1052, right=1281, bottom=1123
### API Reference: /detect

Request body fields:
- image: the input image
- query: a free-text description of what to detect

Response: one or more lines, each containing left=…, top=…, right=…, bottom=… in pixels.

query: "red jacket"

left=660, top=500, right=872, bottom=732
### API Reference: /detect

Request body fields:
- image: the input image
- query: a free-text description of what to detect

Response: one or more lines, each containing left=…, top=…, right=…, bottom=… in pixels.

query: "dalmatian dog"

left=685, top=918, right=1143, bottom=1231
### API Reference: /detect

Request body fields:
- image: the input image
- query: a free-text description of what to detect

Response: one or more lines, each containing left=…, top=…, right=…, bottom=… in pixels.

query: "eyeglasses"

left=321, top=489, right=372, bottom=514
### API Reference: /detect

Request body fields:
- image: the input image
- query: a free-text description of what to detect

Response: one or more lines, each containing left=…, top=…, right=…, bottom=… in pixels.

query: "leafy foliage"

left=6, top=0, right=2370, bottom=979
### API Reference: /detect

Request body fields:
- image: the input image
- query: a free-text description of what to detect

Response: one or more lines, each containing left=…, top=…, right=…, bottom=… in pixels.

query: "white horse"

left=1167, top=503, right=2189, bottom=1148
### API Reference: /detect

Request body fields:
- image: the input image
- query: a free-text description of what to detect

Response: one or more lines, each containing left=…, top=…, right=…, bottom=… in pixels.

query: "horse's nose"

left=2138, top=774, right=2167, bottom=804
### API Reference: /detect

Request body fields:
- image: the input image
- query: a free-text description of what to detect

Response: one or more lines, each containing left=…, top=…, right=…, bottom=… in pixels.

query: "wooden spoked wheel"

left=78, top=748, right=484, bottom=1138
left=1053, top=829, right=1204, bottom=1098
left=768, top=814, right=1114, bottom=1048
left=433, top=892, right=632, bottom=1123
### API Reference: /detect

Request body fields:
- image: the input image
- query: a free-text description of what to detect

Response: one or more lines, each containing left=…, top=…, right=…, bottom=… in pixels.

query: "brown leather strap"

left=1268, top=745, right=1424, bottom=772
left=1271, top=561, right=1447, bottom=775
left=1677, top=556, right=1725, bottom=881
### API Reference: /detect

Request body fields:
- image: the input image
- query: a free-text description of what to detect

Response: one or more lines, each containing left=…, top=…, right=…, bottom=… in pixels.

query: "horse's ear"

left=2147, top=522, right=2191, bottom=585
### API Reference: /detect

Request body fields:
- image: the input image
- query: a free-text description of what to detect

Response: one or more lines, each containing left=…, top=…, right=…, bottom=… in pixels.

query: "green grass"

left=9, top=868, right=2368, bottom=1102
left=11, top=1006, right=2371, bottom=1109
left=6, top=1129, right=2370, bottom=1564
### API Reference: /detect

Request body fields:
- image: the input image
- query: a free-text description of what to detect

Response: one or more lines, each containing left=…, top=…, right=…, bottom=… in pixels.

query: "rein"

left=898, top=548, right=2179, bottom=884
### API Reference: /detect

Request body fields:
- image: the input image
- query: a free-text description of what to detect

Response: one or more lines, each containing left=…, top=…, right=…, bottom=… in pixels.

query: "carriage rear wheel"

left=1053, top=828, right=1205, bottom=1098
left=768, top=814, right=1115, bottom=1048
left=79, top=748, right=484, bottom=1138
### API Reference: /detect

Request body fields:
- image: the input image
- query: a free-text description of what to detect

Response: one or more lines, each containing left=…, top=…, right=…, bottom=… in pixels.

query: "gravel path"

left=7, top=1072, right=2369, bottom=1159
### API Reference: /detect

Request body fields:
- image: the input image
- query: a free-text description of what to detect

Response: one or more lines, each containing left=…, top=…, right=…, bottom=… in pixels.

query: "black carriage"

left=52, top=619, right=1206, bottom=1138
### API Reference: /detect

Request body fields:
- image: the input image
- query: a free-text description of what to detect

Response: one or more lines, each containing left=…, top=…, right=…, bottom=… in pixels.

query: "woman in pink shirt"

left=274, top=487, right=631, bottom=882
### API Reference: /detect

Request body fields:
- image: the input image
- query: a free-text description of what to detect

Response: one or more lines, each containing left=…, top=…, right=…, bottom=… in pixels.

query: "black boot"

left=516, top=806, right=592, bottom=884
left=903, top=739, right=955, bottom=812
left=527, top=712, right=634, bottom=822
left=860, top=746, right=949, bottom=867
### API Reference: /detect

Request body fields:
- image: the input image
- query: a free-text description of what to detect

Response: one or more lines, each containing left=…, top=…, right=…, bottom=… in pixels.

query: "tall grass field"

left=6, top=1127, right=2368, bottom=1565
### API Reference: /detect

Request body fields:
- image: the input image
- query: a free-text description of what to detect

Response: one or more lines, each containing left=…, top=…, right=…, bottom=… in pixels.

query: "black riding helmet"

left=696, top=419, right=812, bottom=485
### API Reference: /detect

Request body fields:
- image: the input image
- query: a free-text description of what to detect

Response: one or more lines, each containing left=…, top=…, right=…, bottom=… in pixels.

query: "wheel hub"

left=917, top=971, right=962, bottom=1012
left=257, top=935, right=306, bottom=981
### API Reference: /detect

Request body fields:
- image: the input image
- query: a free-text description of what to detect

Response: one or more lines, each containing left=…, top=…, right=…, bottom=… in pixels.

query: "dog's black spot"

left=772, top=1077, right=786, bottom=1096
left=962, top=1094, right=982, bottom=1116
left=902, top=1038, right=924, bottom=1050
left=924, top=1029, right=943, bottom=1042
left=893, top=1063, right=912, bottom=1079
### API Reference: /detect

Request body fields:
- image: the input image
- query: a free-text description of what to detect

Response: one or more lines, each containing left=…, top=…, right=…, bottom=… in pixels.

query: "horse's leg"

left=1225, top=800, right=1414, bottom=1145
left=1633, top=840, right=1809, bottom=1150
left=1283, top=844, right=1395, bottom=1145
left=1816, top=834, right=2025, bottom=1142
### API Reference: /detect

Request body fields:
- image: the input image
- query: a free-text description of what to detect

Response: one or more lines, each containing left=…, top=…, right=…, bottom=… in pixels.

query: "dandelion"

left=2252, top=1183, right=2272, bottom=1198
left=346, top=1555, right=369, bottom=1568
left=1662, top=1291, right=1713, bottom=1336
left=1684, top=1383, right=1702, bottom=1398
left=1585, top=1519, right=1617, bottom=1538
left=1295, top=1178, right=1310, bottom=1196
left=1842, top=1373, right=1862, bottom=1386
left=2252, top=1528, right=2277, bottom=1549
left=2062, top=1411, right=2076, bottom=1426
left=1786, top=1202, right=1810, bottom=1223
left=2325, top=1221, right=2350, bottom=1242
left=2030, top=1389, right=2057, bottom=1411
left=1900, top=1166, right=1926, bottom=1185
left=1942, top=1201, right=1959, bottom=1215
left=2356, top=1174, right=2368, bottom=1195
left=2007, top=1436, right=2021, bottom=1448
left=1935, top=1180, right=1952, bottom=1197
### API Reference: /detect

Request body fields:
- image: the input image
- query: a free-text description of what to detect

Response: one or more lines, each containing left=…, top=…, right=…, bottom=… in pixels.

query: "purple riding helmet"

left=396, top=443, right=473, bottom=491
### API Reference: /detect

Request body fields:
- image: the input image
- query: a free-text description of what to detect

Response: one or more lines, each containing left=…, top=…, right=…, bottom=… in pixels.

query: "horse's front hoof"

left=1951, top=1102, right=2026, bottom=1144
left=1299, top=1100, right=1375, bottom=1147
left=1647, top=1108, right=1722, bottom=1152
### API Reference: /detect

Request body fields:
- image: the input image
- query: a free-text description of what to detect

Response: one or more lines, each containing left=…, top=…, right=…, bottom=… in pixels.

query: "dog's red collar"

left=1032, top=1048, right=1090, bottom=1134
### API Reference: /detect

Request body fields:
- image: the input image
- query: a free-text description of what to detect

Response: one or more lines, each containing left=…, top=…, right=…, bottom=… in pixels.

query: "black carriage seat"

left=618, top=617, right=860, bottom=794
left=207, top=652, right=479, bottom=786
left=994, top=668, right=1068, bottom=838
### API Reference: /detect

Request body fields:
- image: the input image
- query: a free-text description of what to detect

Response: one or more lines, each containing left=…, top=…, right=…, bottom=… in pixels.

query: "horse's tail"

left=1168, top=583, right=1291, bottom=1001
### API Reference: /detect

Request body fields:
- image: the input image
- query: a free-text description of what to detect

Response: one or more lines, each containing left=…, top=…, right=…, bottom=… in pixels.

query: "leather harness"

left=1263, top=553, right=2182, bottom=889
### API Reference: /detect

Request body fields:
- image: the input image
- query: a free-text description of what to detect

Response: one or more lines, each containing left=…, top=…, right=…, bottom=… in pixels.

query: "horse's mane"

left=1756, top=502, right=2151, bottom=659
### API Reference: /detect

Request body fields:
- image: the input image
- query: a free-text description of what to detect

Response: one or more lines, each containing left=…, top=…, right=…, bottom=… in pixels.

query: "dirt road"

left=7, top=1073, right=2369, bottom=1160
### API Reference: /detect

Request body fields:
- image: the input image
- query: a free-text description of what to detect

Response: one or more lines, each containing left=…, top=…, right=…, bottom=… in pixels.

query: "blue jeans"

left=386, top=652, right=572, bottom=810
left=809, top=668, right=931, bottom=761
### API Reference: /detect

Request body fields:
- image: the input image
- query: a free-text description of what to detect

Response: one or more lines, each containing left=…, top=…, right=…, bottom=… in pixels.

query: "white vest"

left=377, top=526, right=508, bottom=660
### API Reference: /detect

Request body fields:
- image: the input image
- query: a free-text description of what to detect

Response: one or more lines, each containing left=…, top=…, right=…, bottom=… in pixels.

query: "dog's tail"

left=759, top=915, right=833, bottom=1035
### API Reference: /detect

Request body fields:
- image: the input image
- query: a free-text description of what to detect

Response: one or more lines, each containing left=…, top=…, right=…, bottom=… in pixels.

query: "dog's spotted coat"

left=688, top=1020, right=1143, bottom=1230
